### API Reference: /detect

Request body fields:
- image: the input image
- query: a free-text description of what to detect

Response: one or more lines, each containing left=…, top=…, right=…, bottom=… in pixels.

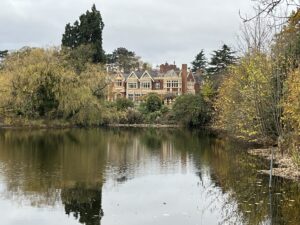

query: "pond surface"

left=0, top=128, right=299, bottom=225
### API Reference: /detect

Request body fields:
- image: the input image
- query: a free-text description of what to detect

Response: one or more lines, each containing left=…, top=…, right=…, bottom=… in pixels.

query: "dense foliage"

left=215, top=53, right=277, bottom=142
left=62, top=4, right=105, bottom=63
left=191, top=50, right=207, bottom=73
left=144, top=93, right=162, bottom=113
left=207, top=44, right=236, bottom=75
left=0, top=48, right=109, bottom=126
left=106, top=47, right=140, bottom=72
left=172, top=94, right=212, bottom=127
left=283, top=69, right=300, bottom=162
left=115, top=98, right=134, bottom=111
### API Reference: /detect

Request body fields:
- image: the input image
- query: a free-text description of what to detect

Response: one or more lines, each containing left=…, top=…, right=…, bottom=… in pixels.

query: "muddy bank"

left=248, top=148, right=300, bottom=181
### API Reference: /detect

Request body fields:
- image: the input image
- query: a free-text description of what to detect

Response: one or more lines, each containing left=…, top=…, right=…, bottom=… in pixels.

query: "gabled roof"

left=140, top=71, right=154, bottom=81
left=114, top=72, right=126, bottom=80
left=187, top=71, right=195, bottom=82
left=148, top=70, right=159, bottom=78
left=127, top=71, right=140, bottom=80
left=163, top=69, right=180, bottom=78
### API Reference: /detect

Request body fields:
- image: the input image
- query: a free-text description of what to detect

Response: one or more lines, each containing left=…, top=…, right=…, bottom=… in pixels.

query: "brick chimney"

left=181, top=64, right=187, bottom=94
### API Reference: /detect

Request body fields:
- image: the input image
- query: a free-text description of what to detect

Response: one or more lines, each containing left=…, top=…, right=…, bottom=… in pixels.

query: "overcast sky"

left=0, top=0, right=255, bottom=66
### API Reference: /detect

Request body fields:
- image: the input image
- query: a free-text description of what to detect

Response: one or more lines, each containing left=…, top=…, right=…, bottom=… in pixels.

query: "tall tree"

left=62, top=4, right=105, bottom=63
left=207, top=44, right=236, bottom=74
left=108, top=47, right=140, bottom=72
left=191, top=50, right=207, bottom=73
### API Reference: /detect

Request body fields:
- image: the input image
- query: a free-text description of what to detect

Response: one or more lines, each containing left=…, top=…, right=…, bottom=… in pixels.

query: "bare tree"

left=240, top=0, right=300, bottom=23
left=237, top=9, right=274, bottom=54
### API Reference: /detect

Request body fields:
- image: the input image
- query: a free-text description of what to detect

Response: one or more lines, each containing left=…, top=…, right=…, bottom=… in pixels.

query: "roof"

left=110, top=68, right=184, bottom=81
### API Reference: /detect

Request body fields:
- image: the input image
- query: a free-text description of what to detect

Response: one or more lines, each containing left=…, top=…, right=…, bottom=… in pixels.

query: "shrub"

left=172, top=94, right=211, bottom=127
left=115, top=98, right=134, bottom=111
left=145, top=93, right=162, bottom=112
left=144, top=111, right=162, bottom=124
left=125, top=109, right=144, bottom=124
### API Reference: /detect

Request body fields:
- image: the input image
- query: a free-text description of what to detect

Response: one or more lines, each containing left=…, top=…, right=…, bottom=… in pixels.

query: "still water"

left=0, top=128, right=299, bottom=225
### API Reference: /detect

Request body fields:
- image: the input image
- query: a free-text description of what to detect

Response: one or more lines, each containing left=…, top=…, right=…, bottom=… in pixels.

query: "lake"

left=0, top=128, right=299, bottom=225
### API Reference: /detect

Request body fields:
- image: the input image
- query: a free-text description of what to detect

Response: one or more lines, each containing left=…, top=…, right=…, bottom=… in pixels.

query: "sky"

left=0, top=0, right=255, bottom=66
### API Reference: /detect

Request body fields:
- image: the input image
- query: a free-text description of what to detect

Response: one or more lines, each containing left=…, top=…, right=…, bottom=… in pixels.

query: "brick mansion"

left=107, top=63, right=202, bottom=102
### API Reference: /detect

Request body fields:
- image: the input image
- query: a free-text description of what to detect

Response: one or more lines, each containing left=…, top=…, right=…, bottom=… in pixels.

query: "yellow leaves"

left=284, top=69, right=300, bottom=134
left=0, top=47, right=108, bottom=125
left=215, top=52, right=275, bottom=141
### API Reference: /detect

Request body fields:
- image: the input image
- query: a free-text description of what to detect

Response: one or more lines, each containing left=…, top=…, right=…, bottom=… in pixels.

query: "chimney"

left=181, top=64, right=187, bottom=94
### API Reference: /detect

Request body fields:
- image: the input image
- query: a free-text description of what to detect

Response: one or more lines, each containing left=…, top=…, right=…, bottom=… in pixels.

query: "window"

left=155, top=82, right=161, bottom=89
left=128, top=83, right=137, bottom=89
left=116, top=80, right=122, bottom=87
left=141, top=82, right=151, bottom=89
left=167, top=80, right=178, bottom=88
left=172, top=80, right=179, bottom=88
left=167, top=81, right=171, bottom=88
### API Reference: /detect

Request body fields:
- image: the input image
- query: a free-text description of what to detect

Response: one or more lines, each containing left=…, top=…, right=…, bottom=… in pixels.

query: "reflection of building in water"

left=0, top=129, right=191, bottom=224
left=106, top=131, right=189, bottom=180
left=62, top=186, right=103, bottom=225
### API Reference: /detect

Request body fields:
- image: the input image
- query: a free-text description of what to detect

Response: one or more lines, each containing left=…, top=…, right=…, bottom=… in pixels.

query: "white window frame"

left=128, top=82, right=137, bottom=89
left=116, top=80, right=122, bottom=87
left=141, top=82, right=151, bottom=89
left=167, top=80, right=179, bottom=88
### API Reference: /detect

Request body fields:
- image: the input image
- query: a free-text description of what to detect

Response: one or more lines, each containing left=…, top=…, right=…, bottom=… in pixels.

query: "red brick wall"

left=181, top=64, right=187, bottom=94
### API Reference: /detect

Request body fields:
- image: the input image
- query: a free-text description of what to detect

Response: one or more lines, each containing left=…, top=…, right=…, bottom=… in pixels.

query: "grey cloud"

left=0, top=0, right=254, bottom=65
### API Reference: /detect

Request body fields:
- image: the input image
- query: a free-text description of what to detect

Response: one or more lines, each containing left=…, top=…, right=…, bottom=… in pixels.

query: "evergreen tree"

left=191, top=50, right=207, bottom=73
left=62, top=4, right=105, bottom=63
left=109, top=47, right=140, bottom=72
left=208, top=44, right=236, bottom=74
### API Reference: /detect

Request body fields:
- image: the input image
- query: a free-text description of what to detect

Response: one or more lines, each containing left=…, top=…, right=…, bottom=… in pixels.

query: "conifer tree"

left=191, top=50, right=207, bottom=73
left=108, top=47, right=140, bottom=72
left=62, top=4, right=105, bottom=63
left=208, top=45, right=236, bottom=74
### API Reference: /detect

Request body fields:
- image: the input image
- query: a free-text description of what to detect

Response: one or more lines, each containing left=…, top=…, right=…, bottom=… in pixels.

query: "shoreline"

left=248, top=148, right=300, bottom=181
left=107, top=124, right=181, bottom=128
left=0, top=123, right=181, bottom=130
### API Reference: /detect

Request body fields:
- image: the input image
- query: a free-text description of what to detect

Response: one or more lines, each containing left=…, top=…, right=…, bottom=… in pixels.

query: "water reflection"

left=0, top=128, right=299, bottom=225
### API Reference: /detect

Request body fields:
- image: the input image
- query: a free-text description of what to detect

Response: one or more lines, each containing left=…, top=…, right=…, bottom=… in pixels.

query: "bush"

left=145, top=93, right=162, bottom=112
left=172, top=94, right=211, bottom=127
left=144, top=111, right=162, bottom=124
left=115, top=98, right=134, bottom=111
left=118, top=109, right=143, bottom=124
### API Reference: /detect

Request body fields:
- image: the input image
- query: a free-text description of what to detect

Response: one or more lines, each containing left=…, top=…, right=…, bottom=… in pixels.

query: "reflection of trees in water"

left=61, top=185, right=103, bottom=225
left=0, top=129, right=299, bottom=225
left=196, top=136, right=300, bottom=225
